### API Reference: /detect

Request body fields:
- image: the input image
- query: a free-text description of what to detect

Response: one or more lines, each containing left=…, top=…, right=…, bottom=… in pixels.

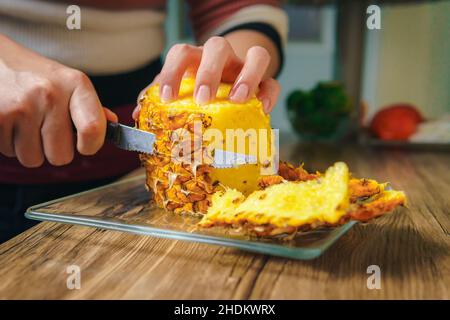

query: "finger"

left=257, top=78, right=280, bottom=114
left=68, top=72, right=106, bottom=156
left=0, top=119, right=15, bottom=157
left=158, top=44, right=202, bottom=102
left=41, top=106, right=74, bottom=166
left=194, top=37, right=235, bottom=105
left=132, top=105, right=140, bottom=122
left=14, top=113, right=45, bottom=168
left=229, top=46, right=271, bottom=103
left=103, top=107, right=118, bottom=123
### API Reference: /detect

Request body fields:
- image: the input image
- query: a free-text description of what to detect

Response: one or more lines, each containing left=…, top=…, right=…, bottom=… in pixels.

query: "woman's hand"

left=0, top=34, right=117, bottom=168
left=134, top=36, right=280, bottom=119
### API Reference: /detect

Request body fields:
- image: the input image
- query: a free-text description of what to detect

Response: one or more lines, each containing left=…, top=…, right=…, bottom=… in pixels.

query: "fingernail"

left=196, top=85, right=210, bottom=105
left=230, top=84, right=249, bottom=102
left=160, top=85, right=173, bottom=103
left=261, top=98, right=271, bottom=113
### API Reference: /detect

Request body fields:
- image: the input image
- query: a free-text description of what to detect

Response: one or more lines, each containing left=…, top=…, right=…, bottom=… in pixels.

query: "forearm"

left=224, top=29, right=280, bottom=79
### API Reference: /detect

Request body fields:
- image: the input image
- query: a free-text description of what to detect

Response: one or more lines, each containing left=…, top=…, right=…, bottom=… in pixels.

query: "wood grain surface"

left=0, top=143, right=448, bottom=299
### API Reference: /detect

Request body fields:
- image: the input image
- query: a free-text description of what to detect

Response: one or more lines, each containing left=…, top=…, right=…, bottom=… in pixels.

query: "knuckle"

left=79, top=120, right=103, bottom=139
left=63, top=69, right=89, bottom=85
left=249, top=46, right=270, bottom=60
left=206, top=36, right=228, bottom=51
left=170, top=43, right=192, bottom=57
left=11, top=98, right=33, bottom=118
left=31, top=79, right=56, bottom=107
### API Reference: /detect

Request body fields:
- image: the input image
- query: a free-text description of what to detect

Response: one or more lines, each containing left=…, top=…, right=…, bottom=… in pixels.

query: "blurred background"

left=165, top=0, right=450, bottom=145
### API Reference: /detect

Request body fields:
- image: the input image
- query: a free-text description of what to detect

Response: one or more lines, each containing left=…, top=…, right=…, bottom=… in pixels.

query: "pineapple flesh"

left=138, top=78, right=406, bottom=236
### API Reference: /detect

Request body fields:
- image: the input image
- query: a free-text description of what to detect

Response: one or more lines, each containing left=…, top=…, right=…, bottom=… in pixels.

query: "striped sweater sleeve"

left=187, top=0, right=287, bottom=43
left=186, top=0, right=288, bottom=76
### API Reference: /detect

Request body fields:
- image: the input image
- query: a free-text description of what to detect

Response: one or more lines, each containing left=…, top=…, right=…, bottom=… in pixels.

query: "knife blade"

left=106, top=121, right=156, bottom=154
left=212, top=149, right=257, bottom=168
left=105, top=122, right=257, bottom=168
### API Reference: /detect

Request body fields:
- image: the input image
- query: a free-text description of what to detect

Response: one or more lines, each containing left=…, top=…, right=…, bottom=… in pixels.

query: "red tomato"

left=370, top=104, right=423, bottom=141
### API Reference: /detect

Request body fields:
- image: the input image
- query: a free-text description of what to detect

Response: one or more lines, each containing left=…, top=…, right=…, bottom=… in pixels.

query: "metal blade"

left=109, top=123, right=257, bottom=167
left=212, top=149, right=257, bottom=168
left=114, top=124, right=156, bottom=154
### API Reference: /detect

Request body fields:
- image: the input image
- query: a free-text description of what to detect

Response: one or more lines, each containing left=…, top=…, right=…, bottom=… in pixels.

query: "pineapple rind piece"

left=200, top=162, right=350, bottom=228
left=200, top=162, right=407, bottom=235
left=348, top=189, right=406, bottom=221
left=348, top=178, right=386, bottom=202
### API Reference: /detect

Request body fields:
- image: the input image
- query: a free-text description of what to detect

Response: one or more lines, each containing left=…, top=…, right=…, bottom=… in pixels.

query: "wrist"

left=221, top=24, right=284, bottom=78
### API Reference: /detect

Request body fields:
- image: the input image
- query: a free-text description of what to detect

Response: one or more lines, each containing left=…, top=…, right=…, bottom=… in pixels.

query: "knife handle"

left=105, top=121, right=120, bottom=144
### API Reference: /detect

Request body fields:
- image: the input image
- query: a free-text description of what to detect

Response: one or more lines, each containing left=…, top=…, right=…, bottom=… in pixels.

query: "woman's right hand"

left=0, top=34, right=117, bottom=168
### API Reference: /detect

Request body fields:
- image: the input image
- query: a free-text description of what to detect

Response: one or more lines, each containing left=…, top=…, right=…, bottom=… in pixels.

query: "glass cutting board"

left=26, top=175, right=356, bottom=260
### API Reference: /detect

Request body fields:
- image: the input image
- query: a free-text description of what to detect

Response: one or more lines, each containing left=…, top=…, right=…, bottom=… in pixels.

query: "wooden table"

left=0, top=143, right=448, bottom=299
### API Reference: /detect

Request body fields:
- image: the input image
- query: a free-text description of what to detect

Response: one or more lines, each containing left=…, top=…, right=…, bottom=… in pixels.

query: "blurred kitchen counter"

left=0, top=143, right=448, bottom=299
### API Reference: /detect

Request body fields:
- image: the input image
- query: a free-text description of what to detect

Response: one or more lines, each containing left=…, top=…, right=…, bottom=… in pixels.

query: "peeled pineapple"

left=138, top=78, right=275, bottom=214
left=138, top=78, right=406, bottom=236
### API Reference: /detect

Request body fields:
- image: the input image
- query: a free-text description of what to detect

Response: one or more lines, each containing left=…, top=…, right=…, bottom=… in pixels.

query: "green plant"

left=286, top=81, right=352, bottom=139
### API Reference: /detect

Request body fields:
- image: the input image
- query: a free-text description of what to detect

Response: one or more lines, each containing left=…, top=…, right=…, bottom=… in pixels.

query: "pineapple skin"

left=138, top=78, right=273, bottom=214
left=200, top=162, right=407, bottom=236
left=200, top=162, right=351, bottom=230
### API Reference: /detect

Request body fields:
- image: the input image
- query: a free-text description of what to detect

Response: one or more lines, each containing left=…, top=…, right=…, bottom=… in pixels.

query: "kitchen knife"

left=105, top=121, right=257, bottom=168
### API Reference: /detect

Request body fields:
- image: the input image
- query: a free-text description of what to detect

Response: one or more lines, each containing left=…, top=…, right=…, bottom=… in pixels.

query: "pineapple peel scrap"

left=200, top=162, right=407, bottom=236
left=200, top=162, right=351, bottom=229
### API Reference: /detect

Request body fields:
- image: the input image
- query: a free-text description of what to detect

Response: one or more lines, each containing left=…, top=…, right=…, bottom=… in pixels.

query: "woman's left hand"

left=133, top=36, right=280, bottom=120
